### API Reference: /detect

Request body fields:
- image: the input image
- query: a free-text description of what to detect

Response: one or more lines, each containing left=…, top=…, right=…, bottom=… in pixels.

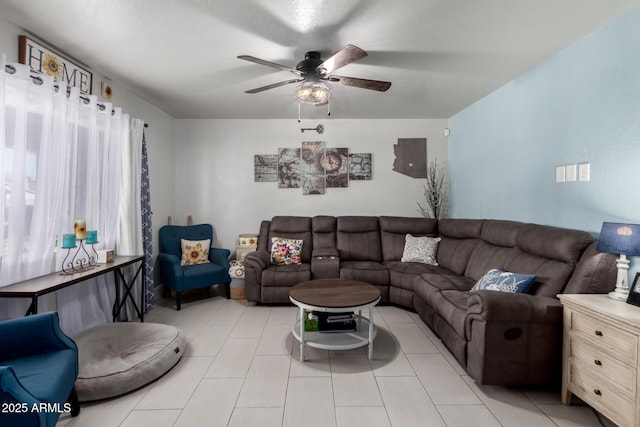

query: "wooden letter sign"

left=19, top=35, right=93, bottom=94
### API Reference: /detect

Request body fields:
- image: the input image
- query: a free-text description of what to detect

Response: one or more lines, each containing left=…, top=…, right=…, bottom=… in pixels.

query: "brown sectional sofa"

left=243, top=215, right=616, bottom=386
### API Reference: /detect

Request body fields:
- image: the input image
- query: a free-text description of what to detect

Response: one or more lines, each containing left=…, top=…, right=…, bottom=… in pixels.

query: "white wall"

left=174, top=118, right=448, bottom=253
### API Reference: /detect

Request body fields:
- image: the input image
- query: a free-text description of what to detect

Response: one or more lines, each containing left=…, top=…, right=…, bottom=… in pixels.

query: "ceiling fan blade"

left=244, top=79, right=303, bottom=94
left=317, top=44, right=368, bottom=75
left=237, top=55, right=303, bottom=76
left=329, top=75, right=391, bottom=92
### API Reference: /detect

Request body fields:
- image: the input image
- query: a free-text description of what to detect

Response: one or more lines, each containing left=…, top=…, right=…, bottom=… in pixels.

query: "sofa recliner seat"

left=244, top=215, right=616, bottom=386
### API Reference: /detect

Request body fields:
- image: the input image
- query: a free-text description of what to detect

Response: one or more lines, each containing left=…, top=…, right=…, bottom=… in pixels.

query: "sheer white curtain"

left=0, top=52, right=138, bottom=335
left=56, top=92, right=128, bottom=335
left=0, top=54, right=65, bottom=317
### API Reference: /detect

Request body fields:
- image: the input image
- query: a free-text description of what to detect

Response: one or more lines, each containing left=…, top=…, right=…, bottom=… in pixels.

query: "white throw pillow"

left=401, top=234, right=441, bottom=265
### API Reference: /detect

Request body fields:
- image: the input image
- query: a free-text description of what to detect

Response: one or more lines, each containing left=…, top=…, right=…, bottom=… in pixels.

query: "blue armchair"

left=158, top=224, right=231, bottom=310
left=0, top=312, right=80, bottom=427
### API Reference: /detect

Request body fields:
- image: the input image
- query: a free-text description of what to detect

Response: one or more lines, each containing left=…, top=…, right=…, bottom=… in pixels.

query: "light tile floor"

left=57, top=294, right=615, bottom=427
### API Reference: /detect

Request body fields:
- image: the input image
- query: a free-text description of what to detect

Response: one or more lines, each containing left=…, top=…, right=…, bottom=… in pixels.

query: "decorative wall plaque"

left=19, top=35, right=93, bottom=94
left=393, top=138, right=427, bottom=178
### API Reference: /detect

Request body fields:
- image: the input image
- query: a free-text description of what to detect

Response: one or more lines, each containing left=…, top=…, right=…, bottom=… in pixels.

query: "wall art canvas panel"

left=301, top=141, right=326, bottom=174
left=349, top=153, right=372, bottom=180
left=302, top=174, right=326, bottom=195
left=393, top=138, right=428, bottom=178
left=278, top=148, right=301, bottom=188
left=324, top=147, right=349, bottom=188
left=254, top=154, right=278, bottom=182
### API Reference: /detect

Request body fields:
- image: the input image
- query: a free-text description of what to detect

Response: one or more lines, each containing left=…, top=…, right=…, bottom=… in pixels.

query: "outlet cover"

left=566, top=164, right=577, bottom=182
left=579, top=163, right=590, bottom=181
left=556, top=165, right=566, bottom=183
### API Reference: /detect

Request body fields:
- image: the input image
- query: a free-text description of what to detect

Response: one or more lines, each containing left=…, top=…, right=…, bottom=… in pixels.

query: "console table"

left=0, top=255, right=145, bottom=322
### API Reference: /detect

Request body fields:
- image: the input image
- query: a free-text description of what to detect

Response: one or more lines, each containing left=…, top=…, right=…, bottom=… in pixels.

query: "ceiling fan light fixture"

left=295, top=81, right=331, bottom=106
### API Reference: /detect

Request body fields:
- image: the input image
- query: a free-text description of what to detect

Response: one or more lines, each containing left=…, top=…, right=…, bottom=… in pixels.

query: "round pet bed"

left=74, top=322, right=185, bottom=401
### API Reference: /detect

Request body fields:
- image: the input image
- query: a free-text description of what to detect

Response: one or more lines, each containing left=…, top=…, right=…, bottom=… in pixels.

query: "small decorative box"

left=236, top=246, right=256, bottom=262
left=97, top=249, right=115, bottom=263
left=238, top=234, right=258, bottom=247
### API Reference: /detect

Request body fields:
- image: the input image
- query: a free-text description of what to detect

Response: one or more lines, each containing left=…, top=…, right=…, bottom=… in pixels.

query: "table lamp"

left=596, top=222, right=640, bottom=300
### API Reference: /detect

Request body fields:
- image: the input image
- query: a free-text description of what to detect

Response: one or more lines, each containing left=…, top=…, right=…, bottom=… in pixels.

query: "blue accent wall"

left=449, top=8, right=640, bottom=274
left=449, top=6, right=640, bottom=273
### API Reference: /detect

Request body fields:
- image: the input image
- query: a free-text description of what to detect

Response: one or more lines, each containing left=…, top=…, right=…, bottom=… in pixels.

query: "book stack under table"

left=306, top=312, right=357, bottom=333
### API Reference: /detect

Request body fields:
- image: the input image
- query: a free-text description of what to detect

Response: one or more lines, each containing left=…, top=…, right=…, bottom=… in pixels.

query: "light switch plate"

left=555, top=165, right=566, bottom=183
left=579, top=163, right=590, bottom=181
left=565, top=164, right=577, bottom=182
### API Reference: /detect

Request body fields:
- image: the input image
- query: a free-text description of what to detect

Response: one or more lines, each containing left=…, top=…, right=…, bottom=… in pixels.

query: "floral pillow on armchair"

left=180, top=239, right=211, bottom=266
left=270, top=237, right=303, bottom=265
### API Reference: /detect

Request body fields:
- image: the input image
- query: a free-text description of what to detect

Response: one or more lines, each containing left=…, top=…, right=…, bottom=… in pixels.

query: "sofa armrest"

left=244, top=250, right=270, bottom=271
left=312, top=248, right=339, bottom=258
left=465, top=291, right=563, bottom=385
left=210, top=247, right=231, bottom=269
left=0, top=366, right=43, bottom=426
left=0, top=312, right=77, bottom=362
left=243, top=250, right=271, bottom=302
left=158, top=253, right=181, bottom=265
left=467, top=291, right=562, bottom=323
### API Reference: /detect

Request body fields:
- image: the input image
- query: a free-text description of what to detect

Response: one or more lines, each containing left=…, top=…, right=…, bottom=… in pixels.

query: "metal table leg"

left=368, top=306, right=374, bottom=360
left=299, top=306, right=305, bottom=361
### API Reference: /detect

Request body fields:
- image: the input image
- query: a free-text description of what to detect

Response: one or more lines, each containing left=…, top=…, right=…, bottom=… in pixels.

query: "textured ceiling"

left=0, top=0, right=638, bottom=119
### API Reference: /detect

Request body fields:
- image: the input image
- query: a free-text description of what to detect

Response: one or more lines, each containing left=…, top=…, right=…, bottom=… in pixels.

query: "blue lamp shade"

left=596, top=222, right=640, bottom=256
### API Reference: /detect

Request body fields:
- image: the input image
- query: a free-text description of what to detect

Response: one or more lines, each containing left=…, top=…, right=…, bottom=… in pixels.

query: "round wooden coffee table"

left=289, top=279, right=381, bottom=361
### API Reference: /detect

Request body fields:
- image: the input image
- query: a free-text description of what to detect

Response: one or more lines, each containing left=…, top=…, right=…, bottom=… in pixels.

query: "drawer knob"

left=594, top=360, right=602, bottom=366
left=593, top=389, right=602, bottom=396
left=594, top=330, right=603, bottom=337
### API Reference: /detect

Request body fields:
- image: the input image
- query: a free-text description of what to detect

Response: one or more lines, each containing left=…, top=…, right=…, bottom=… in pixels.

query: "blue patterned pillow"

left=471, top=268, right=536, bottom=294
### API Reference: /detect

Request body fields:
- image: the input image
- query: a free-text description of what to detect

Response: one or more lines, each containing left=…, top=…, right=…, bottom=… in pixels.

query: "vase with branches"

left=417, top=160, right=448, bottom=219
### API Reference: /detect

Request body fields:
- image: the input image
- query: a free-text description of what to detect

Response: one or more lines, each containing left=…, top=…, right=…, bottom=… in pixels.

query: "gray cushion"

left=74, top=322, right=185, bottom=401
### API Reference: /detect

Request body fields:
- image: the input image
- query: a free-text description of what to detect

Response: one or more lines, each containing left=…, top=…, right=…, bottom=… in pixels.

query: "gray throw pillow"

left=401, top=234, right=441, bottom=265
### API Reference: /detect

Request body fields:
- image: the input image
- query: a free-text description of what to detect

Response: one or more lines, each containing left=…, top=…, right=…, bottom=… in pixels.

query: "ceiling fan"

left=237, top=44, right=391, bottom=106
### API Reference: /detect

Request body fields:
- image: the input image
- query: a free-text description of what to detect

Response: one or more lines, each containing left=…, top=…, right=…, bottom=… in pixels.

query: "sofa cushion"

left=435, top=219, right=484, bottom=275
left=401, top=234, right=440, bottom=265
left=270, top=237, right=303, bottom=265
left=379, top=216, right=438, bottom=261
left=312, top=216, right=337, bottom=250
left=337, top=216, right=382, bottom=262
left=516, top=223, right=592, bottom=264
left=386, top=260, right=444, bottom=287
left=563, top=242, right=617, bottom=294
left=471, top=268, right=536, bottom=294
left=339, top=260, right=389, bottom=285
left=261, top=264, right=311, bottom=287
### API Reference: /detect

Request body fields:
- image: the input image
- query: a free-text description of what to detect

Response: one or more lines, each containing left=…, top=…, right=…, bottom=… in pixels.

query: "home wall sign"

left=254, top=142, right=371, bottom=195
left=19, top=35, right=93, bottom=94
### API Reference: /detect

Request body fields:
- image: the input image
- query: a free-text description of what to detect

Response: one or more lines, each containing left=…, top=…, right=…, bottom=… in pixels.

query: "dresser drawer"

left=568, top=360, right=634, bottom=427
left=569, top=310, right=637, bottom=365
left=570, top=337, right=635, bottom=394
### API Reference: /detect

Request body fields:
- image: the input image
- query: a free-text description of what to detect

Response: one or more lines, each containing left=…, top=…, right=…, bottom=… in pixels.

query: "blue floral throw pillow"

left=270, top=237, right=303, bottom=265
left=471, top=268, right=536, bottom=294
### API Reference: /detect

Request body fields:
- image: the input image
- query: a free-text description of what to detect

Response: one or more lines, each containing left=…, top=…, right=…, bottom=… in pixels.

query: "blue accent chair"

left=0, top=312, right=80, bottom=427
left=158, top=224, right=231, bottom=310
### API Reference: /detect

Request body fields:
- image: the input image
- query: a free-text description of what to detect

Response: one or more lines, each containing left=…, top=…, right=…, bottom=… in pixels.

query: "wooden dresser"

left=559, top=294, right=640, bottom=427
